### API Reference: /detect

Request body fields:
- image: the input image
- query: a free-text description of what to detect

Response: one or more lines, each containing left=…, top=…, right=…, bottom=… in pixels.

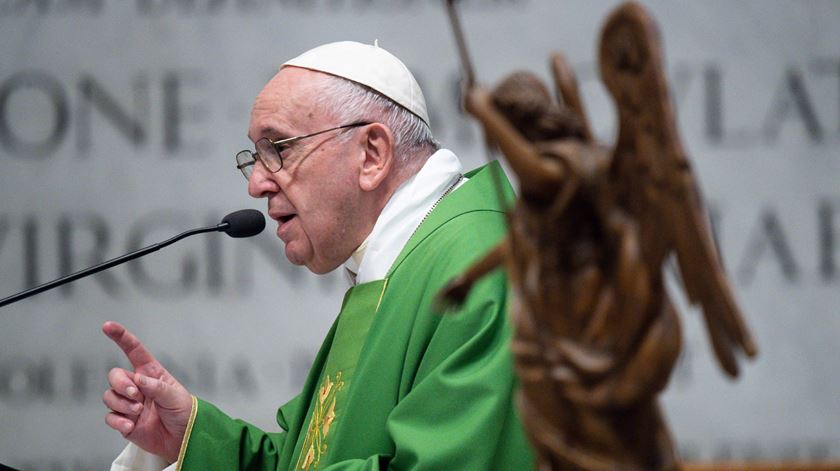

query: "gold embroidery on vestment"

left=296, top=371, right=345, bottom=470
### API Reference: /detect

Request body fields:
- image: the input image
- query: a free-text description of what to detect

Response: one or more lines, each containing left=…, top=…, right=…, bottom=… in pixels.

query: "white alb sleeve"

left=110, top=443, right=177, bottom=471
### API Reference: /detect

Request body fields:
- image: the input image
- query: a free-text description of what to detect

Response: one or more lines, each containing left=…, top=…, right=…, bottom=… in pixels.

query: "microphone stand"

left=0, top=222, right=230, bottom=308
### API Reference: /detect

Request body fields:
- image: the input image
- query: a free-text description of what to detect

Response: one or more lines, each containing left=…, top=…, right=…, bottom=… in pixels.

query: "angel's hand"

left=463, top=86, right=493, bottom=117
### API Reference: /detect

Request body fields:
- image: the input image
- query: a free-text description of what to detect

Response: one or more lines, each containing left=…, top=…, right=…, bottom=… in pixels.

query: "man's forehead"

left=248, top=68, right=324, bottom=140
left=259, top=67, right=327, bottom=101
left=254, top=70, right=301, bottom=111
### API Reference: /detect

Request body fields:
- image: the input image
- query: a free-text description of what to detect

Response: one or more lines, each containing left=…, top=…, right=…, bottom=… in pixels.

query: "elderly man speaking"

left=103, top=41, right=535, bottom=470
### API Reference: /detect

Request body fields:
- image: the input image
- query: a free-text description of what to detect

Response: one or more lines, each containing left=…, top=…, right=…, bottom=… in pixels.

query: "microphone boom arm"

left=0, top=222, right=234, bottom=309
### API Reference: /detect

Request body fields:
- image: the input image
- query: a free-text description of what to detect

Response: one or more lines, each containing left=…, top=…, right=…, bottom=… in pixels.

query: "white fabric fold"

left=110, top=443, right=175, bottom=471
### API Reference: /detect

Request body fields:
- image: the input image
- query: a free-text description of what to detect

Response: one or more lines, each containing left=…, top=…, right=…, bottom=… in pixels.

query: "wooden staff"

left=445, top=0, right=476, bottom=89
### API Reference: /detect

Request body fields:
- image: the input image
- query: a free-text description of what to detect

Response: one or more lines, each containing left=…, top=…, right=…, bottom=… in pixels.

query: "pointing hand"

left=102, top=321, right=193, bottom=464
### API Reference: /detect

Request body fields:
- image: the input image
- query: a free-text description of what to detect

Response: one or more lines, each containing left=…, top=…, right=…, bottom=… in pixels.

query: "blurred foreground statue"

left=442, top=2, right=758, bottom=470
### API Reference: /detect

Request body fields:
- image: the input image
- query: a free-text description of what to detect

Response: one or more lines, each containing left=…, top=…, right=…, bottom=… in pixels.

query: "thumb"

left=134, top=373, right=188, bottom=411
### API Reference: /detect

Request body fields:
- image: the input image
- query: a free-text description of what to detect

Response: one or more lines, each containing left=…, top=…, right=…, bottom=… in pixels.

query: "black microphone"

left=219, top=208, right=266, bottom=238
left=0, top=209, right=265, bottom=308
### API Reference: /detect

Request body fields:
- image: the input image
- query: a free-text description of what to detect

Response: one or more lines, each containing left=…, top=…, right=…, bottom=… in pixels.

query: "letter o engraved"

left=0, top=71, right=69, bottom=157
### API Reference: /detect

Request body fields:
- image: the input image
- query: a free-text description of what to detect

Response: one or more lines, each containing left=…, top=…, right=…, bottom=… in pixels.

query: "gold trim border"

left=175, top=395, right=199, bottom=471
left=374, top=277, right=389, bottom=313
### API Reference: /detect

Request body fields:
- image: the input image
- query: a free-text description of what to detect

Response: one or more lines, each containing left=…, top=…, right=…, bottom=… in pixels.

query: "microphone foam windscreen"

left=221, top=209, right=266, bottom=238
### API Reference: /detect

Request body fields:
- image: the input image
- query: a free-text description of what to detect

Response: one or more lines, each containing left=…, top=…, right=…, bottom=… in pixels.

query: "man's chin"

left=283, top=245, right=308, bottom=267
left=307, top=263, right=335, bottom=275
left=283, top=245, right=339, bottom=274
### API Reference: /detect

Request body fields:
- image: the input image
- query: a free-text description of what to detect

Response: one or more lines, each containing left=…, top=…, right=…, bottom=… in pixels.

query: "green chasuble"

left=178, top=162, right=536, bottom=470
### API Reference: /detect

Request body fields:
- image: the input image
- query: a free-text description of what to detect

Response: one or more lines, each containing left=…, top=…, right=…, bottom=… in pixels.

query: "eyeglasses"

left=235, top=121, right=371, bottom=180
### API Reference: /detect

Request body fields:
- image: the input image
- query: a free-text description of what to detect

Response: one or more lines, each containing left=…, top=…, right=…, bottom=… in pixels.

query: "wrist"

left=167, top=394, right=198, bottom=465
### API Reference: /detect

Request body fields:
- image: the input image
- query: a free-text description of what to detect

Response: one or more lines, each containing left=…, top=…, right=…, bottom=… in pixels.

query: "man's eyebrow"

left=247, top=128, right=281, bottom=144
left=256, top=126, right=293, bottom=142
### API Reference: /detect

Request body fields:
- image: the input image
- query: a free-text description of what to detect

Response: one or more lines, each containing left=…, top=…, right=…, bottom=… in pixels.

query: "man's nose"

left=247, top=160, right=280, bottom=198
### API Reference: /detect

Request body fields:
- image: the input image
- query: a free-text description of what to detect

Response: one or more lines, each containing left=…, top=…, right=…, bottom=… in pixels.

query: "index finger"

left=102, top=321, right=159, bottom=370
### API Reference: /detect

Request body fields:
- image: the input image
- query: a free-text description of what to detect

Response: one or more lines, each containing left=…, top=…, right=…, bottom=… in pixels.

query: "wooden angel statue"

left=440, top=2, right=758, bottom=470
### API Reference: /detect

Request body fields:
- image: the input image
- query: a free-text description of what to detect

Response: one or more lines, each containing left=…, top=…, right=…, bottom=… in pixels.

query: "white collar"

left=344, top=148, right=465, bottom=285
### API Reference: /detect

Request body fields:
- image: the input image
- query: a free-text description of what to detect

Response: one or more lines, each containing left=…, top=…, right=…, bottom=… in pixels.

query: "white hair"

left=312, top=73, right=440, bottom=164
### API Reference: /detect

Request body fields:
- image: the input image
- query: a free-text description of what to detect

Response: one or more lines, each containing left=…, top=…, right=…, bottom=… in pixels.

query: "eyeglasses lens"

left=255, top=138, right=283, bottom=173
left=236, top=150, right=256, bottom=180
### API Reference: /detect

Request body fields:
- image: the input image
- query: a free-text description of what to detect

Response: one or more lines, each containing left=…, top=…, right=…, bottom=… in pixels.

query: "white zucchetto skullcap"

left=282, top=40, right=430, bottom=127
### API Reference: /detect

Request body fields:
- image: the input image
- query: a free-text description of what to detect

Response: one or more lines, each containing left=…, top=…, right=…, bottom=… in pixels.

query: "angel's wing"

left=598, top=2, right=757, bottom=377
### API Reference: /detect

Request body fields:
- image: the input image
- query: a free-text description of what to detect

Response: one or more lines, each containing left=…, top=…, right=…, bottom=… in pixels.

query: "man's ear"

left=358, top=123, right=394, bottom=192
